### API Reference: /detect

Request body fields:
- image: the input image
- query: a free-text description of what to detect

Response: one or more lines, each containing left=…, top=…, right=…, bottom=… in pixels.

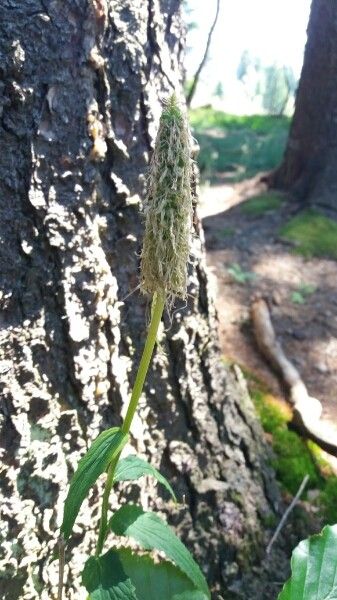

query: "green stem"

left=122, top=292, right=165, bottom=435
left=95, top=292, right=165, bottom=556
left=95, top=453, right=119, bottom=556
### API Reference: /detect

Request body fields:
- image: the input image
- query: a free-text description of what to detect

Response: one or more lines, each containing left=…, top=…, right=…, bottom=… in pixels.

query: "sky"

left=184, top=0, right=312, bottom=112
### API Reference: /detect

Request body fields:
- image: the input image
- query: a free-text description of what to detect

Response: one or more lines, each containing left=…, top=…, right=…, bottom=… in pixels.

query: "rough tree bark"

left=270, top=0, right=337, bottom=210
left=0, top=2, right=283, bottom=599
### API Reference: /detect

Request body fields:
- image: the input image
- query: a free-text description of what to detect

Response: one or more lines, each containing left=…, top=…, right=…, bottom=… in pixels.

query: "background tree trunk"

left=270, top=0, right=337, bottom=210
left=0, top=2, right=283, bottom=599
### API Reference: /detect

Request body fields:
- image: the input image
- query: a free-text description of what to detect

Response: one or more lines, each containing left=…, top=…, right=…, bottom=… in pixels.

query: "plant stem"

left=95, top=292, right=165, bottom=556
left=122, top=292, right=165, bottom=435
left=95, top=453, right=119, bottom=556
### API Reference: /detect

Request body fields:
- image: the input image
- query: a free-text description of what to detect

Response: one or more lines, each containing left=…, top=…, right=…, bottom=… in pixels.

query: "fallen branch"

left=251, top=297, right=337, bottom=457
left=266, top=474, right=309, bottom=555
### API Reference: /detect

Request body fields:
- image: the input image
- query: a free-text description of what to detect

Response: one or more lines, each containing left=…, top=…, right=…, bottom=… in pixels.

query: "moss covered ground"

left=247, top=374, right=337, bottom=524
left=240, top=192, right=284, bottom=216
left=280, top=209, right=337, bottom=260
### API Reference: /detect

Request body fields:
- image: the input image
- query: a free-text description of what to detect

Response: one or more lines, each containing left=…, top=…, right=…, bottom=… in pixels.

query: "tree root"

left=251, top=297, right=337, bottom=457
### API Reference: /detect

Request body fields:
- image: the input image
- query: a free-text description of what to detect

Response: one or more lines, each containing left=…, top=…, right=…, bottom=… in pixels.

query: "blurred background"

left=182, top=0, right=337, bottom=506
left=184, top=0, right=311, bottom=115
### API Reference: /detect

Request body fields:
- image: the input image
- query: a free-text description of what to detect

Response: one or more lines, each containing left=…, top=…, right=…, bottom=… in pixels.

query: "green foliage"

left=114, top=455, right=176, bottom=502
left=319, top=476, right=337, bottom=525
left=251, top=389, right=288, bottom=434
left=227, top=263, right=257, bottom=284
left=272, top=429, right=320, bottom=495
left=290, top=283, right=316, bottom=305
left=251, top=384, right=337, bottom=522
left=236, top=49, right=253, bottom=83
left=189, top=108, right=289, bottom=183
left=60, top=428, right=128, bottom=540
left=262, top=64, right=296, bottom=116
left=58, top=97, right=209, bottom=599
left=189, top=107, right=289, bottom=133
left=83, top=548, right=207, bottom=600
left=213, top=81, right=224, bottom=100
left=240, top=192, right=284, bottom=216
left=109, top=504, right=210, bottom=598
left=280, top=209, right=337, bottom=260
left=250, top=388, right=319, bottom=494
left=83, top=550, right=137, bottom=599
left=278, top=524, right=337, bottom=599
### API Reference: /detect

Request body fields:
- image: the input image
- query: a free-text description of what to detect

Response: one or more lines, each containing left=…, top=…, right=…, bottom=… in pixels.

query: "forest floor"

left=191, top=108, right=337, bottom=468
left=200, top=180, right=337, bottom=424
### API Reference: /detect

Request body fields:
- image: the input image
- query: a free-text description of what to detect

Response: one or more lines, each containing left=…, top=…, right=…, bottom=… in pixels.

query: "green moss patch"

left=241, top=192, right=284, bottom=216
left=319, top=476, right=337, bottom=524
left=251, top=388, right=318, bottom=494
left=247, top=374, right=337, bottom=522
left=280, top=209, right=337, bottom=260
left=271, top=428, right=320, bottom=494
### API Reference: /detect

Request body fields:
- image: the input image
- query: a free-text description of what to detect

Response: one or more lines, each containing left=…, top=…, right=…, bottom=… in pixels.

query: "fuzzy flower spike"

left=141, top=94, right=193, bottom=303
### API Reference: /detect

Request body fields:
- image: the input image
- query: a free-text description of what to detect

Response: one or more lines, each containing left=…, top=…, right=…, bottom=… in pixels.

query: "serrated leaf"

left=82, top=548, right=208, bottom=600
left=114, top=455, right=177, bottom=502
left=278, top=524, right=337, bottom=599
left=109, top=504, right=210, bottom=598
left=61, top=427, right=128, bottom=540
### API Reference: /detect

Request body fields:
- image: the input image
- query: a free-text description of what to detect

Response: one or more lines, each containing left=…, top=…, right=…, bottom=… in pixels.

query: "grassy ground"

left=190, top=107, right=290, bottom=183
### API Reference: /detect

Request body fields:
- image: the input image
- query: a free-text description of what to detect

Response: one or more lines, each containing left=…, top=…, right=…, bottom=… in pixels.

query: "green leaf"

left=278, top=524, right=337, bottom=599
left=299, top=283, right=316, bottom=296
left=228, top=263, right=257, bottom=284
left=291, top=291, right=306, bottom=304
left=61, top=427, right=128, bottom=540
left=82, top=551, right=137, bottom=600
left=114, top=455, right=177, bottom=502
left=109, top=504, right=210, bottom=598
left=83, top=548, right=208, bottom=600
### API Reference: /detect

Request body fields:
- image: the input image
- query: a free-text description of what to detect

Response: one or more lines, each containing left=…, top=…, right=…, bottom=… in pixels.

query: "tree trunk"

left=0, top=2, right=282, bottom=599
left=270, top=0, right=337, bottom=210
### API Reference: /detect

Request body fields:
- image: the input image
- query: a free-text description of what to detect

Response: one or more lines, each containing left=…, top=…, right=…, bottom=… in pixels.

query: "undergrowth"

left=189, top=107, right=289, bottom=183
left=242, top=368, right=337, bottom=524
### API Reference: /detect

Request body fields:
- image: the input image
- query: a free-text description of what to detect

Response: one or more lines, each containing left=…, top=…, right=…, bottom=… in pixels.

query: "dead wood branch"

left=251, top=298, right=337, bottom=457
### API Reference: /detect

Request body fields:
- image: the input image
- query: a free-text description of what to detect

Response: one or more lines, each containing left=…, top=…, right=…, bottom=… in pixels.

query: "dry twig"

left=266, top=474, right=309, bottom=555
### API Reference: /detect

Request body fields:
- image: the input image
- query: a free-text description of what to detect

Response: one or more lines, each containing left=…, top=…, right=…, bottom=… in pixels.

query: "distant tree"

left=236, top=50, right=262, bottom=102
left=236, top=49, right=252, bottom=83
left=262, top=64, right=297, bottom=116
left=270, top=0, right=337, bottom=209
left=213, top=81, right=224, bottom=100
